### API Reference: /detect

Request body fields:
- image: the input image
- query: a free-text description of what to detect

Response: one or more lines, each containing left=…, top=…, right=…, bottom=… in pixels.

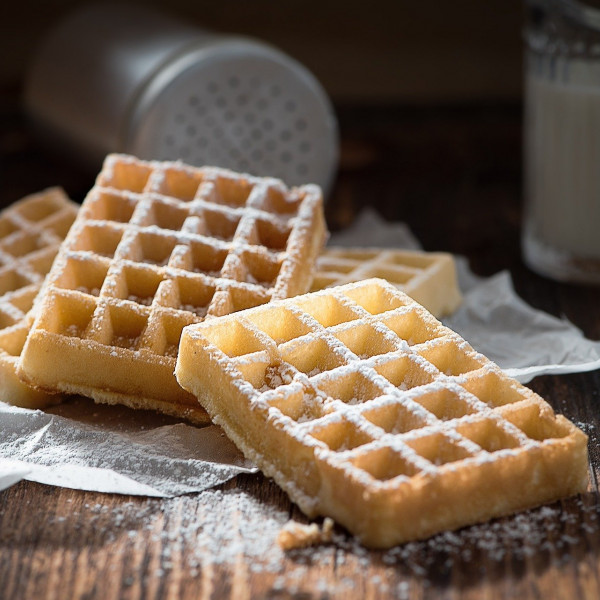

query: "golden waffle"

left=311, top=247, right=462, bottom=317
left=175, top=278, right=588, bottom=548
left=0, top=188, right=77, bottom=408
left=18, top=154, right=326, bottom=424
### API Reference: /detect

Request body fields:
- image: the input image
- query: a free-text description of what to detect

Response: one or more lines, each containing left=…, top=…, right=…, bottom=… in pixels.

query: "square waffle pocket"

left=311, top=246, right=462, bottom=317
left=0, top=188, right=77, bottom=408
left=175, top=278, right=588, bottom=547
left=18, top=154, right=326, bottom=423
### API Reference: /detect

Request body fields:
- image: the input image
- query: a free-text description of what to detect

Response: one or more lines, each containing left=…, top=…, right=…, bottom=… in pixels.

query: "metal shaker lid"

left=126, top=38, right=338, bottom=194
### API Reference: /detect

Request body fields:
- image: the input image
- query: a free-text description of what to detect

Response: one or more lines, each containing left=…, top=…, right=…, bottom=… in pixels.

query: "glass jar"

left=523, top=0, right=600, bottom=283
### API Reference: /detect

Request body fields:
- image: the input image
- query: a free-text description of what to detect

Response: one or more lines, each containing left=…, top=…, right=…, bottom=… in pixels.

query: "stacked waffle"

left=311, top=247, right=462, bottom=318
left=17, top=154, right=326, bottom=423
left=0, top=188, right=77, bottom=408
left=4, top=153, right=587, bottom=548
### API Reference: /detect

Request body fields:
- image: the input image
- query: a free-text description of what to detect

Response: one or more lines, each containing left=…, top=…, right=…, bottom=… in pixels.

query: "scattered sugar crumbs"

left=42, top=489, right=600, bottom=594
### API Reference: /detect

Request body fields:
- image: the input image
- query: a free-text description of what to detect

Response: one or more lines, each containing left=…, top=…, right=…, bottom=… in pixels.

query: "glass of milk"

left=523, top=0, right=600, bottom=283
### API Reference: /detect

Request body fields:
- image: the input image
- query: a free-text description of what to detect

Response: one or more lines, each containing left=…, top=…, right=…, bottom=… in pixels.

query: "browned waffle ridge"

left=175, top=278, right=588, bottom=547
left=18, top=154, right=327, bottom=423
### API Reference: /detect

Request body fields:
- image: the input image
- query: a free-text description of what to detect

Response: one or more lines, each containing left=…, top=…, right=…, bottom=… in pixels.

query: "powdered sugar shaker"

left=25, top=3, right=339, bottom=194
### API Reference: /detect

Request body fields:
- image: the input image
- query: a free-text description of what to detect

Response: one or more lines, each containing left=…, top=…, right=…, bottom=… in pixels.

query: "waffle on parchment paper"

left=18, top=154, right=326, bottom=424
left=311, top=247, right=462, bottom=318
left=175, top=278, right=588, bottom=548
left=0, top=188, right=77, bottom=408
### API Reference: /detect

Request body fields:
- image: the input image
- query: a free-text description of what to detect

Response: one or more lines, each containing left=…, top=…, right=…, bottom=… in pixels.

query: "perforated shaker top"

left=126, top=40, right=338, bottom=194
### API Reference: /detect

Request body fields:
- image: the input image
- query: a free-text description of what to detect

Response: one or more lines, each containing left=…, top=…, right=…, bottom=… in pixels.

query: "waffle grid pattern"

left=19, top=154, right=325, bottom=422
left=176, top=278, right=588, bottom=547
left=0, top=188, right=77, bottom=407
left=311, top=247, right=462, bottom=317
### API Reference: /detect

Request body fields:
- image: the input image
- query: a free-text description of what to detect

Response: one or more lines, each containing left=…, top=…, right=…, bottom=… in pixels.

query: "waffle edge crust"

left=175, top=278, right=588, bottom=548
left=17, top=154, right=327, bottom=424
left=0, top=188, right=78, bottom=408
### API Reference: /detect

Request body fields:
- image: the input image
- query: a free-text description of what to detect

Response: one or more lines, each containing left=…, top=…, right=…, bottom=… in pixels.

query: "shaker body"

left=25, top=3, right=338, bottom=193
left=25, top=4, right=204, bottom=164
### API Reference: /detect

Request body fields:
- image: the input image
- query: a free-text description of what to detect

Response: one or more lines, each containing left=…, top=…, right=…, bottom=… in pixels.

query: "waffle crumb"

left=278, top=518, right=334, bottom=550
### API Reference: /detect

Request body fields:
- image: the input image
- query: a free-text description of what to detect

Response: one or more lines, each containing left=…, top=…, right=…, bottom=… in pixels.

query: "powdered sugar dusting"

left=37, top=484, right=599, bottom=596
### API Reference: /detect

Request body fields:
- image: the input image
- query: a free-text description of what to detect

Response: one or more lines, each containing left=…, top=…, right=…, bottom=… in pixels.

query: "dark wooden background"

left=2, top=2, right=600, bottom=598
left=1, top=0, right=522, bottom=104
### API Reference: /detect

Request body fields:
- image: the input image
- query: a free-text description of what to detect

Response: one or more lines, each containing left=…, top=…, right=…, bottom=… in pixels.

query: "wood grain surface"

left=1, top=102, right=600, bottom=599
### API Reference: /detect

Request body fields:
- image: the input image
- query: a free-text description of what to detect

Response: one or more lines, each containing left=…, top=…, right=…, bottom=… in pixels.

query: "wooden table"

left=1, top=100, right=599, bottom=599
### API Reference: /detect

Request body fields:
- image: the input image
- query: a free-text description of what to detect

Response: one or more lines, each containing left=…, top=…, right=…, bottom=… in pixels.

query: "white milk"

left=523, top=61, right=600, bottom=282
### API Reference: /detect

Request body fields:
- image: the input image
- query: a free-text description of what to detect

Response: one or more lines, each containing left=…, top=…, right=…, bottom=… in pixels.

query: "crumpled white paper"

left=1, top=208, right=599, bottom=496
left=0, top=400, right=256, bottom=495
left=446, top=270, right=600, bottom=383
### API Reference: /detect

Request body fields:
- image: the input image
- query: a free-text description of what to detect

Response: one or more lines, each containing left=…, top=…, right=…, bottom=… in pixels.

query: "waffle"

left=175, top=278, right=588, bottom=547
left=0, top=188, right=78, bottom=408
left=18, top=154, right=326, bottom=424
left=311, top=247, right=462, bottom=317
